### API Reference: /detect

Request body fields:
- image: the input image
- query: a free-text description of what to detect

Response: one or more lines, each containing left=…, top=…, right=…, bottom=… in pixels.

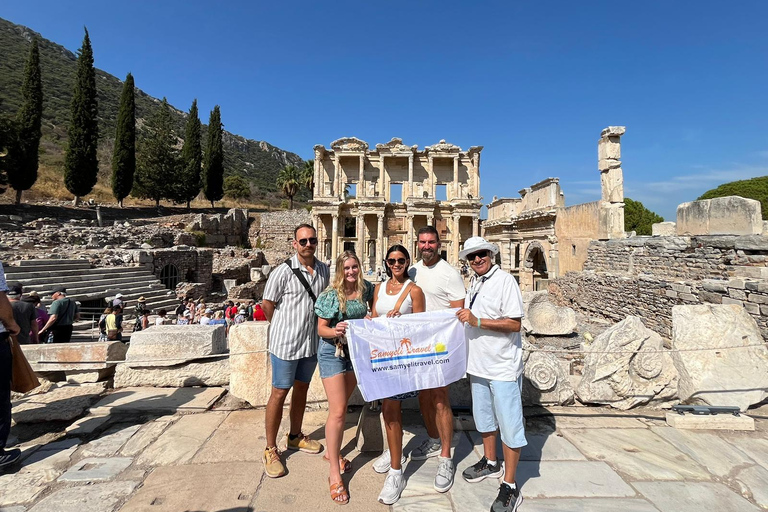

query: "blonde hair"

left=329, top=250, right=366, bottom=314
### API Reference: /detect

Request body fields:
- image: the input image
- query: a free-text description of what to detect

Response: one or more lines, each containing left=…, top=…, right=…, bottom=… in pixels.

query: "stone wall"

left=249, top=209, right=312, bottom=264
left=555, top=200, right=602, bottom=275
left=139, top=247, right=214, bottom=292
left=186, top=208, right=249, bottom=247
left=550, top=235, right=768, bottom=340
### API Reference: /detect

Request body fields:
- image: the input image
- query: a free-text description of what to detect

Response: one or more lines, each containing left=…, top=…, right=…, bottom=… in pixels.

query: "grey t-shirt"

left=50, top=298, right=78, bottom=326
left=11, top=300, right=36, bottom=344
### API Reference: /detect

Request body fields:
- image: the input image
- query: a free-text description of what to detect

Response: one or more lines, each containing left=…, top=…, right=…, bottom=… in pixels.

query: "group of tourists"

left=261, top=223, right=525, bottom=512
left=173, top=298, right=266, bottom=329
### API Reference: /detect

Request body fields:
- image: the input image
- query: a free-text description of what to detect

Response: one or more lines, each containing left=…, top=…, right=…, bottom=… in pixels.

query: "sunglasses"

left=297, top=237, right=318, bottom=246
left=386, top=258, right=407, bottom=265
left=466, top=250, right=489, bottom=262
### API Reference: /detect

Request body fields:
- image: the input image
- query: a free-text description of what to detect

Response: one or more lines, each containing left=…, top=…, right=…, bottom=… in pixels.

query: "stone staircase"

left=4, top=259, right=179, bottom=342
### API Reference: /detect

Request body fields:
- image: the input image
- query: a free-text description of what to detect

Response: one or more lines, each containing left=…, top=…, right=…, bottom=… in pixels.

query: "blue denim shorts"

left=270, top=353, right=317, bottom=389
left=318, top=340, right=353, bottom=379
left=469, top=374, right=527, bottom=449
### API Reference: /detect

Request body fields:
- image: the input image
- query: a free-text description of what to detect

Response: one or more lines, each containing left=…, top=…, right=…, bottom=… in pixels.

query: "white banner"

left=347, top=310, right=467, bottom=402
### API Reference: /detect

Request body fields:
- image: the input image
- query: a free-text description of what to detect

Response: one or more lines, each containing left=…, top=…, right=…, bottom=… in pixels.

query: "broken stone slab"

left=57, top=457, right=133, bottom=482
left=113, top=356, right=230, bottom=387
left=65, top=412, right=114, bottom=437
left=0, top=470, right=58, bottom=506
left=89, top=387, right=226, bottom=416
left=24, top=481, right=139, bottom=512
left=228, top=322, right=269, bottom=406
left=652, top=222, right=676, bottom=236
left=21, top=342, right=127, bottom=372
left=79, top=424, right=142, bottom=457
left=66, top=367, right=115, bottom=384
left=577, top=316, right=678, bottom=410
left=671, top=304, right=768, bottom=412
left=523, top=294, right=577, bottom=336
left=677, top=196, right=762, bottom=236
left=125, top=325, right=226, bottom=367
left=665, top=411, right=755, bottom=431
left=12, top=383, right=108, bottom=423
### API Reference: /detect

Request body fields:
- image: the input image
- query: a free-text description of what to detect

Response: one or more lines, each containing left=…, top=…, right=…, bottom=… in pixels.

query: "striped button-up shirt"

left=263, top=254, right=329, bottom=360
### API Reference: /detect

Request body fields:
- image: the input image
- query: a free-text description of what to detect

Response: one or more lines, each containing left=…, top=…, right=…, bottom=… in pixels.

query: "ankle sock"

left=487, top=459, right=497, bottom=467
left=389, top=467, right=403, bottom=476
left=502, top=481, right=517, bottom=491
left=430, top=436, right=440, bottom=444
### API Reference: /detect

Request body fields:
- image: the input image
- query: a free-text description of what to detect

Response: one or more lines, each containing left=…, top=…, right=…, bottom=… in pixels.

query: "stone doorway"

left=160, top=263, right=180, bottom=291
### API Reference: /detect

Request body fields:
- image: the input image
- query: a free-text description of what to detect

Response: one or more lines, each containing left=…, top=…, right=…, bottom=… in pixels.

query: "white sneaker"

left=373, top=449, right=407, bottom=473
left=378, top=472, right=406, bottom=505
left=411, top=438, right=441, bottom=460
left=434, top=456, right=455, bottom=493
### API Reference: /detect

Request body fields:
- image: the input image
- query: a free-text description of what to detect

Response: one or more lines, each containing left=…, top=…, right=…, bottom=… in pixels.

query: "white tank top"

left=375, top=279, right=413, bottom=316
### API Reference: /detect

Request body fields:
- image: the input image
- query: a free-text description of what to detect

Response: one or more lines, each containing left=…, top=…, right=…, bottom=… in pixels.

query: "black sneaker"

left=491, top=482, right=522, bottom=512
left=0, top=448, right=21, bottom=469
left=462, top=456, right=504, bottom=483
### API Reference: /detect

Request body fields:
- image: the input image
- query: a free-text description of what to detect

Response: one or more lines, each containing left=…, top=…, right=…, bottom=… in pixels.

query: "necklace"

left=387, top=279, right=406, bottom=294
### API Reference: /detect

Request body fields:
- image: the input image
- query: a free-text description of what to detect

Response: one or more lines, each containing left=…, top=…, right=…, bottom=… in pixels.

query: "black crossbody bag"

left=284, top=259, right=317, bottom=303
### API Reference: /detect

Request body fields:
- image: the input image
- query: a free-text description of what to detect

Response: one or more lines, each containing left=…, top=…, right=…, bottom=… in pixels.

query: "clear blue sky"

left=5, top=1, right=768, bottom=220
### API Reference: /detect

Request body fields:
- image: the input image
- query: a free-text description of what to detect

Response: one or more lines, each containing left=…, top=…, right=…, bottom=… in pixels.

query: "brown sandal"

left=323, top=454, right=353, bottom=474
left=329, top=479, right=349, bottom=505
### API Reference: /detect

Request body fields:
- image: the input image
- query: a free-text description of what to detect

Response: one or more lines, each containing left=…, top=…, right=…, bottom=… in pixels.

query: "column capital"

left=377, top=213, right=385, bottom=220
left=332, top=212, right=339, bottom=219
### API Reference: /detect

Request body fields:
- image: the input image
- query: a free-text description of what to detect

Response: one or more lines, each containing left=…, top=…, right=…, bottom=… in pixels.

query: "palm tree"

left=301, top=159, right=314, bottom=194
left=277, top=164, right=301, bottom=209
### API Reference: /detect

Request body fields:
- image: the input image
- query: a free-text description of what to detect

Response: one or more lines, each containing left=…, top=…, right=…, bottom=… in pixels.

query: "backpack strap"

left=392, top=281, right=415, bottom=314
left=284, top=258, right=317, bottom=304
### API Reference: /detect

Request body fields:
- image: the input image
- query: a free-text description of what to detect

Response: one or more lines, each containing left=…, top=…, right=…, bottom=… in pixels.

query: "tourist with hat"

left=199, top=309, right=213, bottom=325
left=111, top=293, right=124, bottom=309
left=456, top=236, right=526, bottom=512
left=39, top=286, right=80, bottom=343
left=7, top=282, right=38, bottom=345
left=23, top=291, right=50, bottom=336
left=134, top=296, right=148, bottom=332
left=0, top=261, right=22, bottom=469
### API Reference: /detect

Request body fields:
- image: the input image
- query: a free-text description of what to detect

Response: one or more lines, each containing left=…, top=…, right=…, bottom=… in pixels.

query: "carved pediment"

left=425, top=139, right=461, bottom=153
left=375, top=137, right=417, bottom=153
left=330, top=137, right=369, bottom=152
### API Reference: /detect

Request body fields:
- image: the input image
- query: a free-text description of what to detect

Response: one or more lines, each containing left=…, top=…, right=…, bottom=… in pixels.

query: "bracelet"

left=477, top=318, right=481, bottom=329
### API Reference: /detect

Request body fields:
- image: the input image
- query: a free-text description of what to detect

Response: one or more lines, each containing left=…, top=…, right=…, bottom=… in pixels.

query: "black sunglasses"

left=297, top=237, right=318, bottom=246
left=466, top=250, right=489, bottom=262
left=386, top=257, right=407, bottom=265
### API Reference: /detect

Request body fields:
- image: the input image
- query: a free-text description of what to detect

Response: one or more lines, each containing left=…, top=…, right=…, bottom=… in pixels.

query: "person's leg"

left=322, top=372, right=348, bottom=487
left=287, top=355, right=317, bottom=436
left=266, top=354, right=298, bottom=448
left=501, top=443, right=522, bottom=484
left=462, top=375, right=504, bottom=484
left=0, top=337, right=11, bottom=450
left=432, top=386, right=453, bottom=458
left=382, top=399, right=403, bottom=470
left=490, top=377, right=527, bottom=486
left=418, top=389, right=439, bottom=439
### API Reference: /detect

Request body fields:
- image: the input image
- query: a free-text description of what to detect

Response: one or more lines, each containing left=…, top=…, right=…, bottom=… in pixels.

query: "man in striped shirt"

left=261, top=224, right=330, bottom=478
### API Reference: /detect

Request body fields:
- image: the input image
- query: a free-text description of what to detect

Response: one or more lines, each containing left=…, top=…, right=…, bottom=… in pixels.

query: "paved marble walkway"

left=1, top=387, right=767, bottom=511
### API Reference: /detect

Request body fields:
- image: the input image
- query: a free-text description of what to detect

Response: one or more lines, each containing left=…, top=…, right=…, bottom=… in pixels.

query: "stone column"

left=313, top=157, right=322, bottom=197
left=453, top=156, right=459, bottom=199
left=408, top=154, right=414, bottom=198
left=334, top=156, right=341, bottom=198
left=472, top=217, right=479, bottom=237
left=376, top=214, right=384, bottom=271
left=379, top=156, right=386, bottom=199
left=331, top=213, right=339, bottom=263
left=598, top=126, right=626, bottom=240
left=428, top=156, right=435, bottom=199
left=357, top=214, right=365, bottom=260
left=473, top=153, right=481, bottom=198
left=427, top=213, right=434, bottom=226
left=452, top=214, right=461, bottom=265
left=406, top=214, right=414, bottom=256
left=358, top=154, right=365, bottom=198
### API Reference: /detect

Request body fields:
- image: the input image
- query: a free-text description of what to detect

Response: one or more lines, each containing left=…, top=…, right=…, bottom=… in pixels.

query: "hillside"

left=698, top=176, right=768, bottom=220
left=0, top=17, right=307, bottom=204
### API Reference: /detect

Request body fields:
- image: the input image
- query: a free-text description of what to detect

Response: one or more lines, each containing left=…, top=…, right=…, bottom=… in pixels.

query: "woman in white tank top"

left=371, top=245, right=425, bottom=505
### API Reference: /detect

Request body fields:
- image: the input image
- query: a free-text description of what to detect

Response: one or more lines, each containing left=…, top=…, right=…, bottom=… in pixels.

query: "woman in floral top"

left=315, top=250, right=374, bottom=505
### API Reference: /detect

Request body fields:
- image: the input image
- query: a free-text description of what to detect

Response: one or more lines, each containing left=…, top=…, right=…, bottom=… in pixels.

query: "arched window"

left=160, top=263, right=180, bottom=290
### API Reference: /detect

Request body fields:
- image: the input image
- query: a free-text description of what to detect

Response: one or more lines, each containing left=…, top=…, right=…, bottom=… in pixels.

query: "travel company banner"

left=347, top=309, right=467, bottom=402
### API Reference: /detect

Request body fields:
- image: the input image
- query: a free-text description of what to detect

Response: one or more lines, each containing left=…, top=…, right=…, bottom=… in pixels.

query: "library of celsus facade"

left=310, top=137, right=483, bottom=271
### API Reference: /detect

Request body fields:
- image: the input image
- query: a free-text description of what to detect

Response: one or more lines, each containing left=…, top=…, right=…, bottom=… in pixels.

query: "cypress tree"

left=178, top=99, right=202, bottom=209
left=64, top=28, right=99, bottom=206
left=133, top=98, right=178, bottom=208
left=203, top=105, right=224, bottom=208
left=111, top=73, right=135, bottom=207
left=0, top=113, right=19, bottom=195
left=12, top=38, right=43, bottom=205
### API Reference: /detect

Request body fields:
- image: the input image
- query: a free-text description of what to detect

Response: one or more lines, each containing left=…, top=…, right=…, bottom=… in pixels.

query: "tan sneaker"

left=284, top=432, right=322, bottom=454
left=263, top=446, right=286, bottom=478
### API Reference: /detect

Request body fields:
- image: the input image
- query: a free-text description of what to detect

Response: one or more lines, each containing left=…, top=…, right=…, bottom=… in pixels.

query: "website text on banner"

left=347, top=309, right=467, bottom=402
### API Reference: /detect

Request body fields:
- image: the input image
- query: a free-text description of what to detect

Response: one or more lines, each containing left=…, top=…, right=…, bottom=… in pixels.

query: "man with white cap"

left=455, top=236, right=526, bottom=512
